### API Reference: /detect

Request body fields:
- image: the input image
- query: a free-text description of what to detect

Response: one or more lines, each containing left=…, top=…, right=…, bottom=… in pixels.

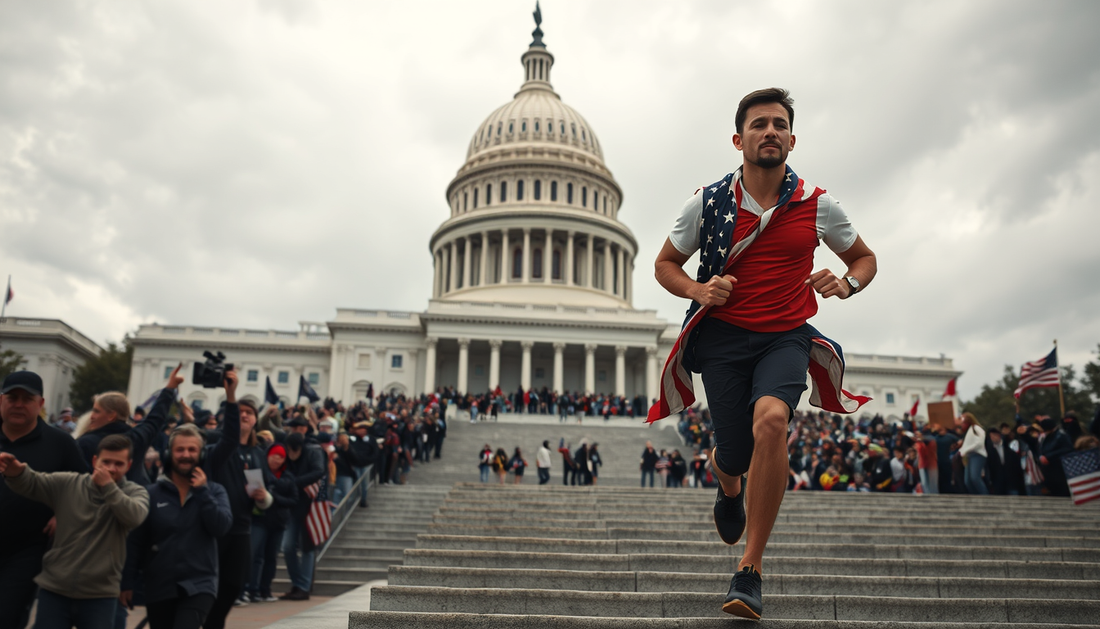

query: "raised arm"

left=1, top=456, right=62, bottom=508
left=203, top=370, right=241, bottom=475
left=129, top=365, right=184, bottom=463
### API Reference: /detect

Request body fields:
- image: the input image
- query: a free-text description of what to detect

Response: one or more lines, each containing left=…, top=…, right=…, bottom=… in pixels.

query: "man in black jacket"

left=984, top=428, right=1025, bottom=495
left=1024, top=417, right=1075, bottom=497
left=280, top=432, right=326, bottom=600
left=123, top=423, right=233, bottom=629
left=0, top=371, right=89, bottom=629
left=350, top=422, right=377, bottom=507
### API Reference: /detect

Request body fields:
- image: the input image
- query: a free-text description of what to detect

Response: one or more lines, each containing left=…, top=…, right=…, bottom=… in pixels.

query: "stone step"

left=387, top=565, right=1100, bottom=600
left=351, top=611, right=1097, bottom=629
left=402, top=549, right=1100, bottom=580
left=271, top=576, right=377, bottom=598
left=413, top=534, right=1100, bottom=563
left=368, top=586, right=1100, bottom=623
left=427, top=515, right=1100, bottom=537
left=421, top=524, right=1100, bottom=547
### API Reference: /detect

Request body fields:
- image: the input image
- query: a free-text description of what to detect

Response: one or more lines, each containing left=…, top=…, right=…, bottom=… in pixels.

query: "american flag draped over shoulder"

left=1061, top=448, right=1100, bottom=506
left=304, top=478, right=333, bottom=546
left=1014, top=348, right=1060, bottom=398
left=647, top=166, right=870, bottom=423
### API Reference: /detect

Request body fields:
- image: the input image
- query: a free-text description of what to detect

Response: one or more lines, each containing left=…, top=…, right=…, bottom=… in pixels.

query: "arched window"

left=582, top=186, right=588, bottom=207
left=571, top=123, right=577, bottom=138
left=604, top=197, right=608, bottom=214
left=552, top=249, right=562, bottom=280
left=567, top=183, right=573, bottom=204
left=538, top=59, right=544, bottom=79
left=497, top=122, right=502, bottom=135
left=550, top=181, right=558, bottom=201
left=593, top=191, right=598, bottom=212
left=512, top=248, right=523, bottom=279
left=473, top=188, right=479, bottom=209
left=534, top=180, right=541, bottom=200
left=463, top=192, right=468, bottom=211
left=582, top=128, right=587, bottom=142
left=521, top=120, right=527, bottom=132
left=517, top=180, right=525, bottom=201
left=508, top=122, right=514, bottom=134
left=560, top=122, right=565, bottom=135
left=500, top=181, right=507, bottom=202
left=535, top=120, right=540, bottom=132
left=532, top=248, right=543, bottom=279
left=486, top=184, right=492, bottom=206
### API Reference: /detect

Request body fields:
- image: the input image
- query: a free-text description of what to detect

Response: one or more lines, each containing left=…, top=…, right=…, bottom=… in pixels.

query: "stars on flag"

left=723, top=211, right=734, bottom=223
left=706, top=198, right=715, bottom=207
left=717, top=246, right=727, bottom=257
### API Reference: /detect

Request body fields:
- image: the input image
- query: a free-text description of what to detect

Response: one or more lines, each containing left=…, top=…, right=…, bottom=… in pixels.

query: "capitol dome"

left=429, top=10, right=636, bottom=309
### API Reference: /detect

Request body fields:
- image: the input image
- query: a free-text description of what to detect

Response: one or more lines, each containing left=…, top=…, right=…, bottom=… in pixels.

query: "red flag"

left=942, top=378, right=956, bottom=399
left=908, top=398, right=919, bottom=418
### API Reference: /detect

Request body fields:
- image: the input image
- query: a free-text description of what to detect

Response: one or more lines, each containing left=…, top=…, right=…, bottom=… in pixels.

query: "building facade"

left=0, top=317, right=103, bottom=413
left=125, top=15, right=961, bottom=421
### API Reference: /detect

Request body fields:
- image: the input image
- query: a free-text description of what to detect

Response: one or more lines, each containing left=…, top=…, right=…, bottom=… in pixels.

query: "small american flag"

left=1062, top=448, right=1100, bottom=506
left=1014, top=348, right=1059, bottom=398
left=304, top=479, right=333, bottom=546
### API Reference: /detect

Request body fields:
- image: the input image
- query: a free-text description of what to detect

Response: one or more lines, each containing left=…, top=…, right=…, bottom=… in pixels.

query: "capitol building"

left=105, top=15, right=959, bottom=418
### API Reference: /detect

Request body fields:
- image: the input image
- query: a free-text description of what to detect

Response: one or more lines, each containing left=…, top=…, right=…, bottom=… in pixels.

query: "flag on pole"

left=3, top=277, right=11, bottom=307
left=908, top=398, right=919, bottom=418
left=942, top=378, right=957, bottom=400
left=303, top=479, right=333, bottom=545
left=1014, top=348, right=1060, bottom=398
left=298, top=375, right=320, bottom=403
left=264, top=376, right=279, bottom=406
left=1061, top=448, right=1100, bottom=506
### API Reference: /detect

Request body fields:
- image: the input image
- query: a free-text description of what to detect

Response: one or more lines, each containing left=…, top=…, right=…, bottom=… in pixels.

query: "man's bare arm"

left=808, top=235, right=877, bottom=299
left=654, top=238, right=736, bottom=307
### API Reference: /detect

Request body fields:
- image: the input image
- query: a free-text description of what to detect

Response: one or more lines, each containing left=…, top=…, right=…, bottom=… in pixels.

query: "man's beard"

left=750, top=152, right=785, bottom=169
left=172, top=457, right=197, bottom=476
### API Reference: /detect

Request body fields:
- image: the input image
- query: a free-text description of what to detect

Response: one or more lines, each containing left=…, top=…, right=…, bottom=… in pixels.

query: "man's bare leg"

left=738, top=395, right=789, bottom=573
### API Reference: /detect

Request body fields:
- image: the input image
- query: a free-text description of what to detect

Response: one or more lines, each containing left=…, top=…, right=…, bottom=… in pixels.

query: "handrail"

left=315, top=464, right=373, bottom=564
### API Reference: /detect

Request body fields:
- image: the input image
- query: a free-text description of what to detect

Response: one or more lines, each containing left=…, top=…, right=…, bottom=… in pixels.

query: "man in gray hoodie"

left=0, top=434, right=149, bottom=629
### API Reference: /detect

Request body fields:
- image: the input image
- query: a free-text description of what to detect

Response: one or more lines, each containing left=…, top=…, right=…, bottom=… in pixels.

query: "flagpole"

left=1055, top=339, right=1065, bottom=418
left=1, top=275, right=9, bottom=319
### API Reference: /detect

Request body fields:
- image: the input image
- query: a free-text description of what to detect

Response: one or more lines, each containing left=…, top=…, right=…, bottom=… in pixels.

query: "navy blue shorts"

left=695, top=318, right=811, bottom=477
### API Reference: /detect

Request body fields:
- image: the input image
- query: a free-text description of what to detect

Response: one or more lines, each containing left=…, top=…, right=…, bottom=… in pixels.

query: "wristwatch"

left=843, top=276, right=860, bottom=297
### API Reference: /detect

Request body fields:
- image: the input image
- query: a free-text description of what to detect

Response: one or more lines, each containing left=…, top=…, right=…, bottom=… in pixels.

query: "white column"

left=603, top=241, right=613, bottom=293
left=521, top=341, right=533, bottom=390
left=462, top=237, right=471, bottom=290
left=627, top=254, right=633, bottom=303
left=457, top=338, right=470, bottom=393
left=618, top=247, right=627, bottom=297
left=552, top=342, right=565, bottom=393
left=431, top=250, right=439, bottom=297
left=522, top=228, right=531, bottom=283
left=500, top=230, right=510, bottom=283
left=479, top=231, right=489, bottom=286
left=424, top=338, right=437, bottom=394
left=646, top=346, right=659, bottom=404
left=614, top=345, right=627, bottom=396
left=488, top=339, right=502, bottom=390
left=447, top=242, right=456, bottom=292
left=585, top=236, right=594, bottom=287
left=565, top=231, right=575, bottom=286
left=543, top=230, right=552, bottom=283
left=584, top=343, right=597, bottom=394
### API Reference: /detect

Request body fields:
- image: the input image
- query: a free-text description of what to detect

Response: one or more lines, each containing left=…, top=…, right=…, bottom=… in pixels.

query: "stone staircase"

left=351, top=484, right=1100, bottom=627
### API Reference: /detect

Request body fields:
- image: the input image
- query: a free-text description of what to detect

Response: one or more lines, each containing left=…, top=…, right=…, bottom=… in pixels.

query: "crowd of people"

left=442, top=385, right=650, bottom=422
left=0, top=367, right=453, bottom=629
left=476, top=439, right=605, bottom=486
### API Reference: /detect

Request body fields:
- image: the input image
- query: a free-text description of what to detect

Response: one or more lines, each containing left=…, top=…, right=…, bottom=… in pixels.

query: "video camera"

left=193, top=351, right=233, bottom=389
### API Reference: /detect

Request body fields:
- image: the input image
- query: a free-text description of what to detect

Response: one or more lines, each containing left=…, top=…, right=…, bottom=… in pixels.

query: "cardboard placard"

left=927, top=401, right=955, bottom=430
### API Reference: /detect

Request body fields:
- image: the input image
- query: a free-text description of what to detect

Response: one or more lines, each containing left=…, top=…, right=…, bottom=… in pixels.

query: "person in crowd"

left=56, top=408, right=77, bottom=434
left=574, top=442, right=591, bottom=486
left=985, top=427, right=1024, bottom=495
left=669, top=449, right=687, bottom=488
left=0, top=435, right=148, bottom=629
left=536, top=440, right=552, bottom=485
left=349, top=422, right=377, bottom=507
left=932, top=423, right=960, bottom=493
left=958, top=413, right=989, bottom=495
left=492, top=447, right=509, bottom=484
left=655, top=449, right=671, bottom=486
left=245, top=443, right=298, bottom=603
left=640, top=441, right=659, bottom=488
left=589, top=443, right=602, bottom=485
left=479, top=444, right=493, bottom=483
left=558, top=440, right=577, bottom=486
left=912, top=428, right=939, bottom=494
left=331, top=432, right=359, bottom=507
left=281, top=431, right=327, bottom=600
left=1019, top=417, right=1074, bottom=497
left=123, top=423, right=233, bottom=629
left=509, top=447, right=527, bottom=485
left=0, top=370, right=89, bottom=629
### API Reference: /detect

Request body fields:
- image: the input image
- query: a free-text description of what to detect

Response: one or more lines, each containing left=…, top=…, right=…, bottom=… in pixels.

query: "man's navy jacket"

left=123, top=478, right=232, bottom=602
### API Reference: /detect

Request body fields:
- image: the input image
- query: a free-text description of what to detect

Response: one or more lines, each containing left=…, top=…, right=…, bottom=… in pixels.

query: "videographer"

left=195, top=368, right=274, bottom=629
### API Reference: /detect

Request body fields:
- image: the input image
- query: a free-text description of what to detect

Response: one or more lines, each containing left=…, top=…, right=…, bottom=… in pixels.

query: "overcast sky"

left=2, top=1, right=1098, bottom=401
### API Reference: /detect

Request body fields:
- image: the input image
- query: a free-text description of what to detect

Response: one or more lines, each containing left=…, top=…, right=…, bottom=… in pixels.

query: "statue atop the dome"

left=531, top=1, right=545, bottom=47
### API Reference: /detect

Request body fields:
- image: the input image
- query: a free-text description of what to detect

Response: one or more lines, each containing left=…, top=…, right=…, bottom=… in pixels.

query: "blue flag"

left=298, top=375, right=320, bottom=403
left=265, top=376, right=279, bottom=406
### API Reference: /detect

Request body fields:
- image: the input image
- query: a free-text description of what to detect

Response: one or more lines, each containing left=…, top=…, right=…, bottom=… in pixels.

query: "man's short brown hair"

left=735, top=88, right=794, bottom=134
left=96, top=434, right=133, bottom=459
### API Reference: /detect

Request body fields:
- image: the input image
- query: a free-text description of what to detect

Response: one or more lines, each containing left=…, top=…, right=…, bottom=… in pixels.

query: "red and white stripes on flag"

left=1014, top=348, right=1060, bottom=398
left=1062, top=448, right=1100, bottom=506
left=304, top=480, right=333, bottom=547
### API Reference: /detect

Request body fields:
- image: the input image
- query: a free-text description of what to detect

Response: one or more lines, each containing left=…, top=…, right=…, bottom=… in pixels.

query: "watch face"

left=846, top=277, right=859, bottom=292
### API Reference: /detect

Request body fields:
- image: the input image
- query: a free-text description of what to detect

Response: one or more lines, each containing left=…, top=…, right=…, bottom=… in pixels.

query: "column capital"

left=457, top=338, right=470, bottom=349
left=552, top=342, right=566, bottom=352
left=645, top=346, right=659, bottom=357
left=523, top=227, right=531, bottom=235
left=374, top=346, right=387, bottom=355
left=488, top=339, right=503, bottom=349
left=584, top=343, right=598, bottom=354
left=615, top=345, right=628, bottom=356
left=425, top=336, right=438, bottom=348
left=520, top=340, right=534, bottom=350
left=567, top=229, right=575, bottom=237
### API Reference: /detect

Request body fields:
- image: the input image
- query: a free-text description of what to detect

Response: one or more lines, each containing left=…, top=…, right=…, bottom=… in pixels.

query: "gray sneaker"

left=722, top=564, right=763, bottom=619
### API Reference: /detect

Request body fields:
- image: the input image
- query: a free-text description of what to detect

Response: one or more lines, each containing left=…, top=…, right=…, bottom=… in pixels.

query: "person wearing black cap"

left=1019, top=417, right=1074, bottom=497
left=280, top=431, right=326, bottom=600
left=0, top=370, right=89, bottom=629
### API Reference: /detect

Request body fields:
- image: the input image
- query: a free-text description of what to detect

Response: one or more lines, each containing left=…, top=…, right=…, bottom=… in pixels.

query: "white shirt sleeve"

left=816, top=194, right=858, bottom=254
left=668, top=190, right=703, bottom=255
